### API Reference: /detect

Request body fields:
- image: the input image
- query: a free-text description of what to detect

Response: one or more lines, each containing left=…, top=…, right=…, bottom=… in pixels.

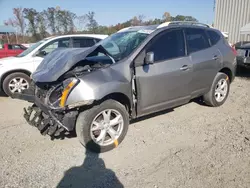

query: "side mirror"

left=36, top=50, right=47, bottom=57
left=145, top=52, right=154, bottom=64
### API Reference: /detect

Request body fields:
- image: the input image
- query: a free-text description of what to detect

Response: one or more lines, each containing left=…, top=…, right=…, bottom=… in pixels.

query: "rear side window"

left=73, top=38, right=96, bottom=48
left=207, top=30, right=221, bottom=45
left=185, top=28, right=210, bottom=54
left=147, top=29, right=185, bottom=62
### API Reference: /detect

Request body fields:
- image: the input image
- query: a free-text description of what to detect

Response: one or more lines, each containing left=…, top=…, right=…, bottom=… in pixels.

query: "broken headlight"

left=48, top=78, right=79, bottom=108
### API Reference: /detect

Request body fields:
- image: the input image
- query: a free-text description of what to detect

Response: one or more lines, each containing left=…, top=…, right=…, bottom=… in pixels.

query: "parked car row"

left=0, top=34, right=108, bottom=96
left=12, top=21, right=236, bottom=153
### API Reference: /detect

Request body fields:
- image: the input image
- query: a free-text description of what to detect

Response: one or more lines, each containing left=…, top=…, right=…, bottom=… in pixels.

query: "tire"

left=2, top=72, right=31, bottom=97
left=76, top=99, right=129, bottom=153
left=203, top=72, right=230, bottom=107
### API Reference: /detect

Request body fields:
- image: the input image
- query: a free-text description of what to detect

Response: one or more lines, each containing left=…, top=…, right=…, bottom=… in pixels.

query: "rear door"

left=184, top=28, right=221, bottom=97
left=135, top=29, right=193, bottom=116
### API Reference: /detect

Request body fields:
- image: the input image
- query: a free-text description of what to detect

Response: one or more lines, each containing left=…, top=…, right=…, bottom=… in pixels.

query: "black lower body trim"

left=11, top=86, right=35, bottom=103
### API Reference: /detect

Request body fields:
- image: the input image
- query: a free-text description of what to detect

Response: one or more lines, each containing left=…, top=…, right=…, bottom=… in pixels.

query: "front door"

left=135, top=29, right=193, bottom=117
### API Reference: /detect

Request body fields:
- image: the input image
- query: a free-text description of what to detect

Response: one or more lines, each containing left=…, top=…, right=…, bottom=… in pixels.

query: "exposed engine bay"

left=62, top=56, right=113, bottom=80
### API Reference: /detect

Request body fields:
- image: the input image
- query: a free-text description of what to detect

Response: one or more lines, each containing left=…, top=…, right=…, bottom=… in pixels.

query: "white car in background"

left=0, top=34, right=108, bottom=96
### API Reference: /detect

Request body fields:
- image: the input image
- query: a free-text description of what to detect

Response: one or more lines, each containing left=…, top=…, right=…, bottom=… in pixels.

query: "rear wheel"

left=2, top=72, right=31, bottom=97
left=76, top=99, right=129, bottom=153
left=203, top=72, right=230, bottom=107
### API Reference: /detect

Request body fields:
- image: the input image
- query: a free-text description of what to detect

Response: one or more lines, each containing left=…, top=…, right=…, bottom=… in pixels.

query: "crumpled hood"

left=32, top=45, right=102, bottom=83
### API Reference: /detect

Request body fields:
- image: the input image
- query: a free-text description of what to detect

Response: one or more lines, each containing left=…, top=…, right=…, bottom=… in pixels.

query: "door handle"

left=213, top=55, right=219, bottom=60
left=180, top=65, right=189, bottom=71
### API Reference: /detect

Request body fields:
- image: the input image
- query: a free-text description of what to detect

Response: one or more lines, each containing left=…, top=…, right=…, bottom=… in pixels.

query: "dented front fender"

left=66, top=63, right=133, bottom=107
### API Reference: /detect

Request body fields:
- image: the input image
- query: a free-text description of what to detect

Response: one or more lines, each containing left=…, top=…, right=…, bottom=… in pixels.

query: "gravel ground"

left=0, top=72, right=250, bottom=188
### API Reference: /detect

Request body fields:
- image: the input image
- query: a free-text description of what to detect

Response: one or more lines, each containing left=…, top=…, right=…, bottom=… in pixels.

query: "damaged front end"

left=13, top=46, right=114, bottom=139
left=16, top=79, right=80, bottom=138
left=23, top=104, right=78, bottom=138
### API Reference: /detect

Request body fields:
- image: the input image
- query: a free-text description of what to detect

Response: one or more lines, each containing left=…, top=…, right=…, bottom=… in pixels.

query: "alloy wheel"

left=90, top=109, right=124, bottom=146
left=215, top=78, right=228, bottom=102
left=8, top=77, right=29, bottom=93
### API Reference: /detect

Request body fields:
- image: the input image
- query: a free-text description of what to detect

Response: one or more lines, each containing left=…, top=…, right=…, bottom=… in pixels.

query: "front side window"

left=147, top=29, right=185, bottom=62
left=39, top=38, right=70, bottom=55
left=73, top=38, right=95, bottom=48
left=185, top=28, right=210, bottom=54
left=17, top=39, right=48, bottom=57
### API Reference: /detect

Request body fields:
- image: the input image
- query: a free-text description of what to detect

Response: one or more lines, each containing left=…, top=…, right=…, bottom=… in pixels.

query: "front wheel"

left=76, top=99, right=129, bottom=153
left=203, top=72, right=230, bottom=107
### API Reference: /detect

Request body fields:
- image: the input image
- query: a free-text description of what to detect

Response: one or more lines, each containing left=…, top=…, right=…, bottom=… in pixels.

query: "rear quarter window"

left=207, top=30, right=221, bottom=45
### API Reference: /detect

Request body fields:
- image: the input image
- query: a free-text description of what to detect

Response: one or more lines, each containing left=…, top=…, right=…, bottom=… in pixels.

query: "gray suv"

left=13, top=24, right=236, bottom=153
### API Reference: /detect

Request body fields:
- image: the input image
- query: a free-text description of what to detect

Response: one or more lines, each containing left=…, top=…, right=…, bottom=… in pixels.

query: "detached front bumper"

left=11, top=83, right=35, bottom=103
left=12, top=87, right=78, bottom=138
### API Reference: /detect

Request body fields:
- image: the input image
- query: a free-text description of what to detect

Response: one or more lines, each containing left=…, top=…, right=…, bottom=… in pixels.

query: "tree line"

left=3, top=7, right=198, bottom=43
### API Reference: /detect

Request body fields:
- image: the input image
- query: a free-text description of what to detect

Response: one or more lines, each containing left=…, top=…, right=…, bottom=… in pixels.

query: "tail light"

left=231, top=47, right=237, bottom=56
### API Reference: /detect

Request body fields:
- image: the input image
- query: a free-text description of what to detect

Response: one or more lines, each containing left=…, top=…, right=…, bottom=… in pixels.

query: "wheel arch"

left=219, top=67, right=232, bottom=82
left=100, top=92, right=132, bottom=116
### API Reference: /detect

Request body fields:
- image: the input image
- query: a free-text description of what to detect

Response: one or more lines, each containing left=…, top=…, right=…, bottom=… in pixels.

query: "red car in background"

left=0, top=43, right=27, bottom=59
